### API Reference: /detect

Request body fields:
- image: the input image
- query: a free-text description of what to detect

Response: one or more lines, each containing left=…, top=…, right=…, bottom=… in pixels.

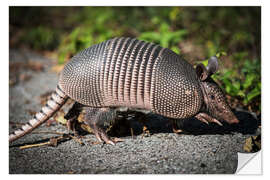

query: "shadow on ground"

left=107, top=109, right=259, bottom=137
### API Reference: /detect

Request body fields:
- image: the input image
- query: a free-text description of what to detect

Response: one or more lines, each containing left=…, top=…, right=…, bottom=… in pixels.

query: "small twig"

left=19, top=142, right=51, bottom=150
left=19, top=136, right=64, bottom=150
left=130, top=127, right=134, bottom=139
left=19, top=131, right=84, bottom=149
left=32, top=130, right=65, bottom=135
left=36, top=130, right=85, bottom=145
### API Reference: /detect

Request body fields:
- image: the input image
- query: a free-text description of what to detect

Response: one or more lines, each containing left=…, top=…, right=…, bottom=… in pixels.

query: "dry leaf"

left=80, top=123, right=93, bottom=134
left=55, top=111, right=67, bottom=125
left=243, top=135, right=261, bottom=153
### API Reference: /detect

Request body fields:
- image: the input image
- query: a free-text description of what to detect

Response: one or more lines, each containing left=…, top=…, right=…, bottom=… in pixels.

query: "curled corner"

left=236, top=151, right=262, bottom=174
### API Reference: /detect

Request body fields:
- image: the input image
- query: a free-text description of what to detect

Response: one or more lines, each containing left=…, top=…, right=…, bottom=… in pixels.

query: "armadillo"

left=9, top=37, right=239, bottom=144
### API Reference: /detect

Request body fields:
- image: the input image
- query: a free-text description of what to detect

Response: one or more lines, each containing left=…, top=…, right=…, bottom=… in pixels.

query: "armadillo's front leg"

left=135, top=112, right=151, bottom=137
left=84, top=107, right=123, bottom=145
left=169, top=119, right=183, bottom=134
left=195, top=112, right=223, bottom=126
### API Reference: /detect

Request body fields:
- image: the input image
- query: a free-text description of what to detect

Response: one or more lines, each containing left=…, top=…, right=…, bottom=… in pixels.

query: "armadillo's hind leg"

left=64, top=102, right=83, bottom=135
left=84, top=107, right=123, bottom=145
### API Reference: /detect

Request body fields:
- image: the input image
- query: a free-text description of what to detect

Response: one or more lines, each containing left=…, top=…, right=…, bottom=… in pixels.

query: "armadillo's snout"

left=229, top=116, right=239, bottom=124
left=224, top=111, right=239, bottom=124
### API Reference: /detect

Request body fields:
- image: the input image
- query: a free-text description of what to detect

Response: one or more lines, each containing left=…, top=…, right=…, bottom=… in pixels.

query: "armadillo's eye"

left=210, top=95, right=215, bottom=100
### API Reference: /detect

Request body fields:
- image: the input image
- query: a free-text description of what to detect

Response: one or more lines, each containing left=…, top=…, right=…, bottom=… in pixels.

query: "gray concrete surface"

left=9, top=49, right=260, bottom=174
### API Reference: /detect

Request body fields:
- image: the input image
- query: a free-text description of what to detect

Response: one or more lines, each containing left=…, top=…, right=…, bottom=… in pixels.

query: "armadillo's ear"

left=206, top=56, right=219, bottom=76
left=196, top=63, right=208, bottom=81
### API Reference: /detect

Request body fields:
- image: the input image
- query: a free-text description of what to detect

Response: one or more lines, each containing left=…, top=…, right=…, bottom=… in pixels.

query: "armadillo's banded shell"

left=59, top=37, right=203, bottom=119
left=102, top=37, right=164, bottom=108
left=60, top=37, right=163, bottom=109
left=152, top=49, right=202, bottom=118
left=59, top=40, right=109, bottom=106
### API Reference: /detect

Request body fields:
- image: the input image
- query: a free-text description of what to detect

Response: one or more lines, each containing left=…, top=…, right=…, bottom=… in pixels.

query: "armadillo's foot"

left=195, top=113, right=223, bottom=126
left=92, top=125, right=123, bottom=145
left=172, top=128, right=183, bottom=134
left=84, top=107, right=119, bottom=145
left=169, top=119, right=183, bottom=134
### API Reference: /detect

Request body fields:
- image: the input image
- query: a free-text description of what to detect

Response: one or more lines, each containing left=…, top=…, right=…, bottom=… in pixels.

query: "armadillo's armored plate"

left=59, top=40, right=110, bottom=107
left=151, top=49, right=202, bottom=118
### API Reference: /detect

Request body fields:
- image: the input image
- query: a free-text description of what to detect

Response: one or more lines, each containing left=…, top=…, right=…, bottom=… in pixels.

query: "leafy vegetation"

left=139, top=22, right=188, bottom=54
left=212, top=56, right=261, bottom=112
left=9, top=7, right=261, bottom=114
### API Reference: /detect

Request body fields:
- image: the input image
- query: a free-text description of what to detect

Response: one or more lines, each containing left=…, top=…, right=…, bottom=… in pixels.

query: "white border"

left=3, top=0, right=267, bottom=179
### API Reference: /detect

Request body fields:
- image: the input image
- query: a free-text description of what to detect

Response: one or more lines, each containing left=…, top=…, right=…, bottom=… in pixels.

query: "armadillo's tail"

left=9, top=84, right=68, bottom=142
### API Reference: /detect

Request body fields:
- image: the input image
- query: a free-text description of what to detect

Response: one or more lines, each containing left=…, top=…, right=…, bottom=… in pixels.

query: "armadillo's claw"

left=94, top=131, right=103, bottom=143
left=212, top=119, right=223, bottom=126
left=105, top=138, right=124, bottom=145
left=172, top=128, right=183, bottom=134
left=112, top=137, right=124, bottom=142
left=106, top=140, right=115, bottom=146
left=198, top=118, right=209, bottom=125
left=195, top=113, right=222, bottom=126
left=92, top=126, right=123, bottom=145
left=195, top=113, right=209, bottom=125
left=169, top=119, right=184, bottom=134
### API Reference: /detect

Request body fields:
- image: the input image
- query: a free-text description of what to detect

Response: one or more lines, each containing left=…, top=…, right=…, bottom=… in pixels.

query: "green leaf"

left=160, top=22, right=170, bottom=33
left=216, top=51, right=227, bottom=58
left=222, top=70, right=233, bottom=79
left=201, top=59, right=208, bottom=67
left=247, top=90, right=260, bottom=101
left=58, top=52, right=67, bottom=64
left=169, top=7, right=180, bottom=21
left=139, top=32, right=161, bottom=42
left=172, top=30, right=188, bottom=42
left=243, top=74, right=255, bottom=89
left=243, top=86, right=261, bottom=105
left=233, top=81, right=241, bottom=91
left=237, top=90, right=245, bottom=97
left=171, top=46, right=180, bottom=54
left=223, top=79, right=232, bottom=93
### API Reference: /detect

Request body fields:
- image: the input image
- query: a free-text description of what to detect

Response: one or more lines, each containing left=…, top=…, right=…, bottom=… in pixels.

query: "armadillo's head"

left=196, top=56, right=239, bottom=124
